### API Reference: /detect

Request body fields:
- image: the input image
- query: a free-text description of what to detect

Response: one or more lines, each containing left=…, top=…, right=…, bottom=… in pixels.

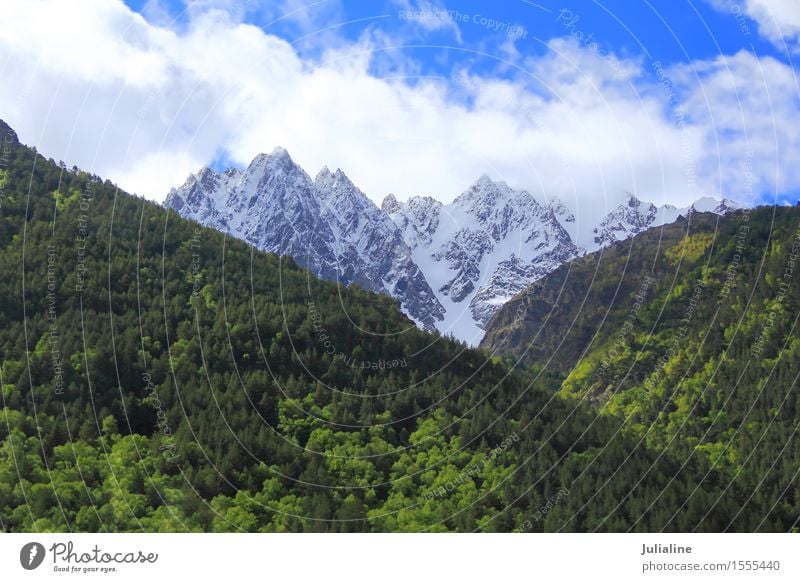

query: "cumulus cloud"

left=0, top=0, right=797, bottom=225
left=712, top=0, right=800, bottom=49
left=665, top=49, right=800, bottom=202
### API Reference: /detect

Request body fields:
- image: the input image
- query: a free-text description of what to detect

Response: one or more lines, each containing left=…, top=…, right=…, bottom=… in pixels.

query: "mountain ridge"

left=166, top=149, right=446, bottom=329
left=165, top=149, right=742, bottom=344
left=1, top=117, right=797, bottom=533
left=479, top=203, right=800, bottom=488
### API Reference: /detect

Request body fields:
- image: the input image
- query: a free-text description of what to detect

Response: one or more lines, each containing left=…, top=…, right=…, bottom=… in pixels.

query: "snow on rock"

left=166, top=149, right=742, bottom=345
left=165, top=151, right=445, bottom=329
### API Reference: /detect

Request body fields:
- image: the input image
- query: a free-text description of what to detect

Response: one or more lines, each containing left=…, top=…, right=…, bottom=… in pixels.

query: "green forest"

left=0, top=118, right=798, bottom=532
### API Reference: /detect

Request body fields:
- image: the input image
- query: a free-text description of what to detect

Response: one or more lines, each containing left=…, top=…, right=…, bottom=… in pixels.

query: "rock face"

left=164, top=149, right=445, bottom=329
left=384, top=176, right=581, bottom=343
left=588, top=194, right=742, bottom=250
left=165, top=149, right=741, bottom=344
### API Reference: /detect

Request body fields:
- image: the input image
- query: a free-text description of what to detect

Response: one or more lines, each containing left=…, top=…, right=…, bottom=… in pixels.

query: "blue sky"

left=123, top=0, right=790, bottom=75
left=1, top=0, right=798, bottom=211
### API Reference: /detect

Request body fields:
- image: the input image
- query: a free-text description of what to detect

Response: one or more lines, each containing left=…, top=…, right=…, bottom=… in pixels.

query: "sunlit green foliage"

left=1, top=119, right=797, bottom=532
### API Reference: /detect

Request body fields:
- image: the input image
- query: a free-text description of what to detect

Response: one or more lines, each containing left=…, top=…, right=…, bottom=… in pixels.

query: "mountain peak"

left=454, top=174, right=512, bottom=208
left=164, top=147, right=445, bottom=328
left=690, top=196, right=718, bottom=212
left=314, top=166, right=358, bottom=196
left=189, top=166, right=218, bottom=188
left=690, top=195, right=744, bottom=214
left=315, top=165, right=333, bottom=181
left=244, top=148, right=309, bottom=185
left=164, top=150, right=744, bottom=345
left=249, top=146, right=295, bottom=168
left=625, top=192, right=642, bottom=207
left=382, top=193, right=401, bottom=214
left=547, top=199, right=576, bottom=223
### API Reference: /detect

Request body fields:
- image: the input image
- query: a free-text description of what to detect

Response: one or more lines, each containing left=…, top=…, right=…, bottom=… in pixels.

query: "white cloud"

left=0, top=0, right=797, bottom=225
left=665, top=49, right=800, bottom=202
left=717, top=0, right=800, bottom=49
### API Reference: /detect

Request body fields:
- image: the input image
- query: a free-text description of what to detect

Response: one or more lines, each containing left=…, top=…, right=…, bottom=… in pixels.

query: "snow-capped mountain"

left=165, top=149, right=445, bottom=329
left=384, top=176, right=581, bottom=344
left=386, top=186, right=742, bottom=343
left=587, top=194, right=742, bottom=250
left=165, top=149, right=741, bottom=345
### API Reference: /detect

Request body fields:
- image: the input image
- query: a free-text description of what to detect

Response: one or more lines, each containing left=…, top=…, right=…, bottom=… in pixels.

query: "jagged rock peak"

left=164, top=151, right=446, bottom=329
left=165, top=151, right=743, bottom=346
left=382, top=193, right=401, bottom=214
left=454, top=174, right=513, bottom=206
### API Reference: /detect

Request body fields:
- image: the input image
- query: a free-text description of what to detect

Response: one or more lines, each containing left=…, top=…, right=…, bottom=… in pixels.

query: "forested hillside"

left=483, top=202, right=800, bottom=525
left=0, top=118, right=796, bottom=532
